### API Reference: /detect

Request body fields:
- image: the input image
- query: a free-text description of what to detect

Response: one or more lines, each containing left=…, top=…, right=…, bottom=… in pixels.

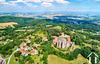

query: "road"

left=0, top=48, right=20, bottom=64
left=7, top=48, right=20, bottom=64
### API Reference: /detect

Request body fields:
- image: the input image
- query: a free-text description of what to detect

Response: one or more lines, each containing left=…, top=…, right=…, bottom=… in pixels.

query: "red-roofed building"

left=0, top=59, right=4, bottom=64
left=68, top=38, right=71, bottom=44
left=34, top=43, right=38, bottom=47
left=26, top=39, right=31, bottom=43
left=6, top=39, right=10, bottom=41
left=20, top=50, right=30, bottom=56
left=31, top=50, right=38, bottom=55
left=52, top=36, right=58, bottom=44
left=20, top=43, right=26, bottom=49
left=26, top=46, right=31, bottom=50
left=42, top=38, right=48, bottom=41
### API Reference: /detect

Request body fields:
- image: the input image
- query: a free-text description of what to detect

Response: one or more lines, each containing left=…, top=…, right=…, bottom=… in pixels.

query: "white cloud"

left=41, top=2, right=53, bottom=7
left=0, top=0, right=5, bottom=2
left=9, top=0, right=25, bottom=3
left=94, top=0, right=100, bottom=1
left=55, top=0, right=70, bottom=4
left=25, top=0, right=41, bottom=3
left=41, top=0, right=54, bottom=2
left=0, top=2, right=18, bottom=7
left=24, top=2, right=37, bottom=7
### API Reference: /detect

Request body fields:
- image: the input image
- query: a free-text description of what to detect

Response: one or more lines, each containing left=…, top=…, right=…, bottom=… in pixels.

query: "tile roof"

left=21, top=43, right=26, bottom=47
left=0, top=59, right=2, bottom=63
left=21, top=50, right=29, bottom=55
left=42, top=38, right=47, bottom=40
left=31, top=50, right=35, bottom=53
left=34, top=43, right=38, bottom=47
left=26, top=39, right=30, bottom=42
left=52, top=36, right=58, bottom=43
left=68, top=38, right=71, bottom=44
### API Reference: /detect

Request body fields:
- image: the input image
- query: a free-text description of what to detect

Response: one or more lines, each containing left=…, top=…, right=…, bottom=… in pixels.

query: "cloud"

left=41, top=2, right=53, bottom=7
left=9, top=0, right=25, bottom=3
left=41, top=0, right=54, bottom=2
left=0, top=2, right=18, bottom=7
left=0, top=0, right=5, bottom=2
left=94, top=0, right=100, bottom=1
left=55, top=0, right=70, bottom=4
left=0, top=0, right=18, bottom=7
left=24, top=2, right=37, bottom=7
left=9, top=0, right=38, bottom=7
left=25, top=0, right=41, bottom=3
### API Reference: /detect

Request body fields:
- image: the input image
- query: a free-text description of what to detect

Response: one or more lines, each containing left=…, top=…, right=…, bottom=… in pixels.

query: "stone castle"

left=52, top=34, right=75, bottom=48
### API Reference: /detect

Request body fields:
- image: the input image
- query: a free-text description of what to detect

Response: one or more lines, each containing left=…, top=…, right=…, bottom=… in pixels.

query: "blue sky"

left=0, top=0, right=100, bottom=12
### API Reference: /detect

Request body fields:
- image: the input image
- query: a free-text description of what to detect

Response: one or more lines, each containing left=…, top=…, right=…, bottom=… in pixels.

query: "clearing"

left=51, top=26, right=62, bottom=30
left=0, top=22, right=18, bottom=29
left=9, top=55, right=19, bottom=64
left=48, top=54, right=90, bottom=64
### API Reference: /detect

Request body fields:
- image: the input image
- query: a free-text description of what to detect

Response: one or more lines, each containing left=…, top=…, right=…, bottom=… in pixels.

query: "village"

left=0, top=32, right=76, bottom=64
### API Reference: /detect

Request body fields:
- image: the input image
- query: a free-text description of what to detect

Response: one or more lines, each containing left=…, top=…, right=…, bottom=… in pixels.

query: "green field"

left=51, top=26, right=62, bottom=30
left=9, top=55, right=19, bottom=64
left=30, top=54, right=43, bottom=64
left=83, top=43, right=100, bottom=49
left=0, top=22, right=18, bottom=29
left=48, top=54, right=90, bottom=64
left=33, top=30, right=47, bottom=38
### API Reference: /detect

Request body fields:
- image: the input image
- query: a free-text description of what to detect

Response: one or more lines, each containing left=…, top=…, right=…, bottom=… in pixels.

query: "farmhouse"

left=42, top=38, right=48, bottom=41
left=20, top=43, right=26, bottom=49
left=52, top=34, right=75, bottom=48
left=26, top=39, right=31, bottom=43
left=34, top=43, right=38, bottom=47
left=20, top=50, right=30, bottom=56
left=31, top=50, right=38, bottom=55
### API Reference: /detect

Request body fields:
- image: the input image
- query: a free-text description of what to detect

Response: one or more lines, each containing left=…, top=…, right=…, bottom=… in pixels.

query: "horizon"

left=0, top=0, right=100, bottom=12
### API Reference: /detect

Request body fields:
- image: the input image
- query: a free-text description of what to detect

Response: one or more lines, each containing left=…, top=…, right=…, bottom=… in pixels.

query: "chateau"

left=52, top=34, right=75, bottom=48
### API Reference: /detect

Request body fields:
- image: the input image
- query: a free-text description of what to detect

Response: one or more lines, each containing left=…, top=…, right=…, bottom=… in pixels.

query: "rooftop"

left=0, top=59, right=2, bottom=63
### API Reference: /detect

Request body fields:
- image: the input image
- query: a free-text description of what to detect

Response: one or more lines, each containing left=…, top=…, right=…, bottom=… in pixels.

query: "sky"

left=0, top=0, right=100, bottom=12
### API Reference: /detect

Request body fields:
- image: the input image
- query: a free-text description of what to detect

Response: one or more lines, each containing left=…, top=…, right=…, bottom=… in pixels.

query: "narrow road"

left=7, top=48, right=20, bottom=64
left=0, top=54, right=7, bottom=64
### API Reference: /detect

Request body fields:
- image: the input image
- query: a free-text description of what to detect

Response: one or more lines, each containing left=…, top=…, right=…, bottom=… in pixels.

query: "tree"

left=29, top=59, right=34, bottom=64
left=83, top=62, right=88, bottom=64
left=14, top=51, right=21, bottom=57
left=25, top=56, right=32, bottom=62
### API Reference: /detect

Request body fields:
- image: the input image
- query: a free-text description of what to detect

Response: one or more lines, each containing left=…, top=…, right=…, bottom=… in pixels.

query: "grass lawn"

left=31, top=54, right=43, bottom=64
left=51, top=26, right=62, bottom=30
left=9, top=55, right=19, bottom=64
left=46, top=25, right=52, bottom=27
left=83, top=43, right=100, bottom=49
left=0, top=22, right=18, bottom=29
left=70, top=45, right=81, bottom=51
left=89, top=39, right=100, bottom=43
left=6, top=59, right=8, bottom=64
left=2, top=55, right=10, bottom=59
left=12, top=46, right=18, bottom=52
left=27, top=35, right=35, bottom=39
left=48, top=54, right=90, bottom=64
left=15, top=30, right=26, bottom=31
left=33, top=30, right=47, bottom=38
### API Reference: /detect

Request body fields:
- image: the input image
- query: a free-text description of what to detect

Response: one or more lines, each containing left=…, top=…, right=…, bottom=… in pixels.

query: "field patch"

left=0, top=22, right=18, bottom=29
left=33, top=30, right=47, bottom=38
left=48, top=54, right=90, bottom=64
left=51, top=26, right=62, bottom=30
left=9, top=55, right=19, bottom=64
left=46, top=25, right=52, bottom=27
